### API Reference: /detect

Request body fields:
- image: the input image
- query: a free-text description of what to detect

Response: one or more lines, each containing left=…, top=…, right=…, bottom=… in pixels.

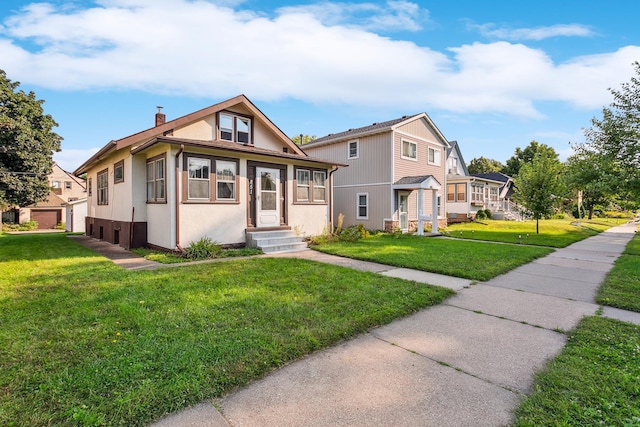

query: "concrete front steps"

left=246, top=230, right=308, bottom=254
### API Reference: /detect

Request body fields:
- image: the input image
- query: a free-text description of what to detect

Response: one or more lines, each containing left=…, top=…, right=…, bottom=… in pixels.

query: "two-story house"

left=73, top=95, right=344, bottom=252
left=302, top=114, right=449, bottom=234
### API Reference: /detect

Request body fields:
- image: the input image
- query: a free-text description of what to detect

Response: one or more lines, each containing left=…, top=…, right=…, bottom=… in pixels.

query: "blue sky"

left=1, top=0, right=639, bottom=172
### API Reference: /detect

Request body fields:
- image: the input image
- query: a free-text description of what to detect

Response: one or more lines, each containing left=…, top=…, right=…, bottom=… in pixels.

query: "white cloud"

left=53, top=147, right=100, bottom=172
left=469, top=22, right=595, bottom=41
left=0, top=0, right=638, bottom=119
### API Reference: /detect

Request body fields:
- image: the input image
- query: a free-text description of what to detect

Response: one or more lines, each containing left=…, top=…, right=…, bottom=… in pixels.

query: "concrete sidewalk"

left=145, top=222, right=636, bottom=426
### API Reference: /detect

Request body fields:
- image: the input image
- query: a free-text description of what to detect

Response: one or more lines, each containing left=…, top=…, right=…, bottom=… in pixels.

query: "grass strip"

left=0, top=232, right=453, bottom=426
left=515, top=316, right=640, bottom=426
left=596, top=233, right=640, bottom=312
left=312, top=233, right=552, bottom=281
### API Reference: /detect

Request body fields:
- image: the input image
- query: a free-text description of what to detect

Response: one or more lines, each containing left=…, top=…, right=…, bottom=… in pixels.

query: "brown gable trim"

left=73, top=140, right=117, bottom=176
left=132, top=136, right=347, bottom=168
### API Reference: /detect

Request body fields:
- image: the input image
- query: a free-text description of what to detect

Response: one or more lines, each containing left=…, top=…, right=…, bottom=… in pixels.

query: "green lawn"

left=514, top=316, right=640, bottom=426
left=446, top=219, right=618, bottom=248
left=0, top=232, right=453, bottom=426
left=596, top=232, right=640, bottom=312
left=311, top=233, right=553, bottom=281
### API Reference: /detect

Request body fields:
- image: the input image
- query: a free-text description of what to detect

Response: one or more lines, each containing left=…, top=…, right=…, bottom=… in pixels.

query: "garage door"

left=31, top=209, right=61, bottom=229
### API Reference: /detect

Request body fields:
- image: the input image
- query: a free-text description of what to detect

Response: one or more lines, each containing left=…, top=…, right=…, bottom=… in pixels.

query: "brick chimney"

left=155, top=106, right=166, bottom=127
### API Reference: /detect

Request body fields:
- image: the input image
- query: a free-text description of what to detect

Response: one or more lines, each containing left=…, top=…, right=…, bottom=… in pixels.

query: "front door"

left=399, top=193, right=409, bottom=231
left=256, top=167, right=280, bottom=228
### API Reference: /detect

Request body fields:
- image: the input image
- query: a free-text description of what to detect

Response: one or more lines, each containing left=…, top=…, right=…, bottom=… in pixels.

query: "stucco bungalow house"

left=73, top=95, right=344, bottom=252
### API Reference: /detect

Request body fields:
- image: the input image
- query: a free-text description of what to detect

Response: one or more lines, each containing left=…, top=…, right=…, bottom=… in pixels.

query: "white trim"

left=428, top=147, right=441, bottom=166
left=334, top=181, right=391, bottom=188
left=401, top=139, right=418, bottom=161
left=356, top=192, right=369, bottom=220
left=347, top=140, right=359, bottom=160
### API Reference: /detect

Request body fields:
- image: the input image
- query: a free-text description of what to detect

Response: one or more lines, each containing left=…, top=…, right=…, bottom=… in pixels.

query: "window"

left=113, top=160, right=124, bottom=183
left=97, top=169, right=108, bottom=205
left=447, top=183, right=466, bottom=202
left=87, top=177, right=92, bottom=197
left=294, top=168, right=327, bottom=203
left=356, top=193, right=368, bottom=219
left=448, top=156, right=458, bottom=172
left=472, top=185, right=483, bottom=202
left=348, top=140, right=359, bottom=159
left=216, top=160, right=236, bottom=200
left=428, top=147, right=441, bottom=165
left=490, top=187, right=499, bottom=201
left=146, top=155, right=166, bottom=203
left=65, top=181, right=72, bottom=189
left=219, top=112, right=251, bottom=144
left=313, top=171, right=326, bottom=202
left=188, top=157, right=210, bottom=199
left=52, top=181, right=60, bottom=189
left=296, top=169, right=310, bottom=201
left=402, top=140, right=417, bottom=160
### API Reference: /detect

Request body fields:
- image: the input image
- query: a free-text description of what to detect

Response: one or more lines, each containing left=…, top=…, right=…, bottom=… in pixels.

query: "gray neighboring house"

left=302, top=114, right=450, bottom=233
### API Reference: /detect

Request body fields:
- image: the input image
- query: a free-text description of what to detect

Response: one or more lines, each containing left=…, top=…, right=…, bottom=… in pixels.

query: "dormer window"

left=219, top=112, right=251, bottom=144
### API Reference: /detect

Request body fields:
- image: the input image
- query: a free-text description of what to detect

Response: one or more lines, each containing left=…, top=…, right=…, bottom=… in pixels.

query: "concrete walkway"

left=147, top=222, right=639, bottom=427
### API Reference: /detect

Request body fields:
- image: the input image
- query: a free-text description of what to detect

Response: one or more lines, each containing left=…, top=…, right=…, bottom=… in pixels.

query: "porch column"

left=431, top=189, right=438, bottom=234
left=417, top=188, right=424, bottom=236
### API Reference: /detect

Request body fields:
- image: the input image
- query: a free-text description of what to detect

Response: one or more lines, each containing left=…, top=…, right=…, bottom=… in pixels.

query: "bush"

left=553, top=213, right=566, bottom=219
left=184, top=237, right=222, bottom=259
left=475, top=210, right=487, bottom=220
left=1, top=220, right=38, bottom=231
left=484, top=209, right=493, bottom=219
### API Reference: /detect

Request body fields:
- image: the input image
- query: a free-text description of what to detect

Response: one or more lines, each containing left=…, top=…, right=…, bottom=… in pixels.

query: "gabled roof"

left=303, top=112, right=450, bottom=148
left=446, top=141, right=469, bottom=176
left=28, top=191, right=67, bottom=208
left=392, top=175, right=441, bottom=190
left=74, top=95, right=307, bottom=175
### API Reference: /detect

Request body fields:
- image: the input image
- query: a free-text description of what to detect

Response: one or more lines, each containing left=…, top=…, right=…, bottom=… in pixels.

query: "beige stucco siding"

left=174, top=115, right=216, bottom=140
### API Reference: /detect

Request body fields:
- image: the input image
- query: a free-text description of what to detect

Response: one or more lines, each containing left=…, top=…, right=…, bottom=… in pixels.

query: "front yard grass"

left=596, top=232, right=640, bottom=312
left=514, top=316, right=640, bottom=426
left=446, top=218, right=619, bottom=248
left=0, top=232, right=453, bottom=427
left=311, top=233, right=553, bottom=281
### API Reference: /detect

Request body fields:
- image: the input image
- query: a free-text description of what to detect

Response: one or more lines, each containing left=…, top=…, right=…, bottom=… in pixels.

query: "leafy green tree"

left=0, top=70, right=62, bottom=210
left=502, top=141, right=559, bottom=177
left=292, top=134, right=316, bottom=146
left=581, top=62, right=640, bottom=203
left=467, top=156, right=504, bottom=174
left=513, top=152, right=565, bottom=234
left=564, top=150, right=615, bottom=219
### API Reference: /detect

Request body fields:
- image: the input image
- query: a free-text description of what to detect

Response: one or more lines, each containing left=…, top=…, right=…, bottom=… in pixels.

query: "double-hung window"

left=216, top=160, right=236, bottom=200
left=402, top=140, right=417, bottom=160
left=428, top=147, right=441, bottom=165
left=188, top=157, right=210, bottom=200
left=87, top=177, right=92, bottom=197
left=295, top=168, right=327, bottom=203
left=114, top=160, right=124, bottom=183
left=447, top=183, right=466, bottom=202
left=356, top=193, right=369, bottom=219
left=348, top=140, right=359, bottom=159
left=97, top=169, right=108, bottom=205
left=219, top=112, right=251, bottom=144
left=146, top=155, right=166, bottom=203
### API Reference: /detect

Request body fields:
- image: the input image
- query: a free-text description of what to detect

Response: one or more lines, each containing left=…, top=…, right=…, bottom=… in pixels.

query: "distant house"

left=73, top=95, right=344, bottom=252
left=16, top=163, right=87, bottom=229
left=302, top=114, right=449, bottom=234
left=445, top=142, right=517, bottom=222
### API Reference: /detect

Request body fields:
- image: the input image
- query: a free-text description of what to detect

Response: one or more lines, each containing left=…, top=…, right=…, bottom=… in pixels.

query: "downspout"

left=328, top=166, right=339, bottom=231
left=175, top=144, right=184, bottom=252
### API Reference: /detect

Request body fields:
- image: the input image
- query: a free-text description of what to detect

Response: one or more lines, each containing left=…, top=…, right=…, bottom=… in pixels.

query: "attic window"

left=219, top=112, right=251, bottom=144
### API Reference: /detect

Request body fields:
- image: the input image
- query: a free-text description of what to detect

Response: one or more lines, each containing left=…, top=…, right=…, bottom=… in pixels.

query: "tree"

left=292, top=134, right=316, bottom=146
left=564, top=150, right=615, bottom=219
left=0, top=70, right=61, bottom=210
left=467, top=156, right=504, bottom=174
left=513, top=152, right=565, bottom=234
left=502, top=141, right=559, bottom=177
left=581, top=62, right=640, bottom=203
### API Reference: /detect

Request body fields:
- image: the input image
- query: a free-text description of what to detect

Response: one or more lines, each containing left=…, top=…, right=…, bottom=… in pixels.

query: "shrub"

left=553, top=213, right=566, bottom=219
left=475, top=210, right=487, bottom=220
left=484, top=209, right=493, bottom=219
left=1, top=220, right=39, bottom=231
left=184, top=237, right=222, bottom=259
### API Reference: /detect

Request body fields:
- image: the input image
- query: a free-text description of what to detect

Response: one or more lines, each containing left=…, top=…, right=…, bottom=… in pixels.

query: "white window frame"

left=216, top=160, right=236, bottom=201
left=347, top=140, right=359, bottom=159
left=187, top=157, right=211, bottom=200
left=296, top=169, right=310, bottom=201
left=401, top=140, right=417, bottom=160
left=428, top=147, right=441, bottom=166
left=313, top=171, right=326, bottom=202
left=472, top=185, right=483, bottom=202
left=219, top=112, right=251, bottom=144
left=146, top=156, right=166, bottom=203
left=97, top=169, right=108, bottom=206
left=356, top=192, right=369, bottom=220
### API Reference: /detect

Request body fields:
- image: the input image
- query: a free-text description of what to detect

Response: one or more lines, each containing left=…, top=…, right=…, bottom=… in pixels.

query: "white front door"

left=399, top=193, right=409, bottom=231
left=256, top=167, right=280, bottom=228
